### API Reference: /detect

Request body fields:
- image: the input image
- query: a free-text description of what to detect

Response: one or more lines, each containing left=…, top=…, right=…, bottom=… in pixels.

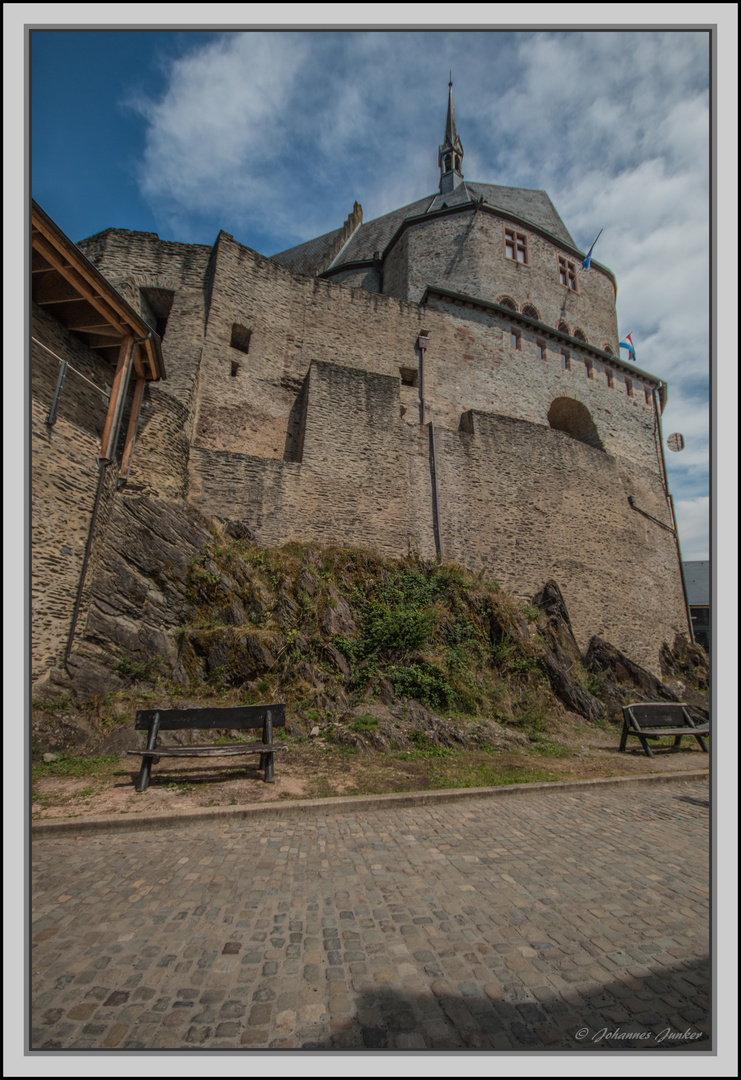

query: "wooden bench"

left=619, top=702, right=709, bottom=759
left=127, top=704, right=287, bottom=792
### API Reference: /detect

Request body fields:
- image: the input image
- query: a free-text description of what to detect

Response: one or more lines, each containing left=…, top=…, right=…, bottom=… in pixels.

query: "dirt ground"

left=32, top=716, right=709, bottom=820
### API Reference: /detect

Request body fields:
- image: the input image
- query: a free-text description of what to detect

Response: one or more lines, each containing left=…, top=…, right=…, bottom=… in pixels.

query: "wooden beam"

left=32, top=250, right=53, bottom=273
left=119, top=377, right=146, bottom=483
left=75, top=333, right=128, bottom=350
left=34, top=272, right=105, bottom=305
left=100, top=336, right=133, bottom=461
left=32, top=216, right=149, bottom=337
left=32, top=232, right=128, bottom=335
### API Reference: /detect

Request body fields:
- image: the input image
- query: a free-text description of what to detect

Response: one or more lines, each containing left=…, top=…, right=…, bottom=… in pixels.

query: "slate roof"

left=270, top=222, right=348, bottom=276
left=268, top=182, right=576, bottom=277
left=683, top=561, right=710, bottom=606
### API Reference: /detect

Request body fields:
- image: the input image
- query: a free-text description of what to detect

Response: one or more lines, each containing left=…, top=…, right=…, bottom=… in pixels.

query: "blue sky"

left=30, top=25, right=713, bottom=559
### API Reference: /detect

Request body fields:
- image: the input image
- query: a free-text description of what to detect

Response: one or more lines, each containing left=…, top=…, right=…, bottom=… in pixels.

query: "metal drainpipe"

left=417, top=330, right=428, bottom=425
left=430, top=421, right=443, bottom=561
left=45, top=356, right=69, bottom=426
left=65, top=333, right=150, bottom=665
left=417, top=330, right=442, bottom=558
left=65, top=459, right=109, bottom=664
left=652, top=383, right=695, bottom=644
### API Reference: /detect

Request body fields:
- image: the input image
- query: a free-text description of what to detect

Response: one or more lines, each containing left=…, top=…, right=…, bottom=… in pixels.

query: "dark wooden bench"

left=619, top=702, right=709, bottom=759
left=127, top=704, right=287, bottom=792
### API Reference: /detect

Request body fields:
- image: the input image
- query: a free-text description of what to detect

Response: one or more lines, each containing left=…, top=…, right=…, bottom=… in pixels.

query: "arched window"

left=603, top=345, right=614, bottom=356
left=498, top=296, right=517, bottom=311
left=547, top=397, right=604, bottom=450
left=573, top=328, right=587, bottom=343
left=558, top=321, right=570, bottom=335
left=522, top=304, right=540, bottom=321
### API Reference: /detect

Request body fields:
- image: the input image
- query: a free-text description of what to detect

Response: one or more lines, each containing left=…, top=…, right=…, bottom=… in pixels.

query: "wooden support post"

left=119, top=373, right=146, bottom=485
left=100, top=335, right=133, bottom=462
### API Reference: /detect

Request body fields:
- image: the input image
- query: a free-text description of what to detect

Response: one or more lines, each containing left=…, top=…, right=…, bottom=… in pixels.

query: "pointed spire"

left=439, top=78, right=464, bottom=194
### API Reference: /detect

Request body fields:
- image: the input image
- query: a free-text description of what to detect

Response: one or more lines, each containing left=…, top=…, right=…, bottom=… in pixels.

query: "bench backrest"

left=622, top=703, right=691, bottom=729
left=135, top=704, right=286, bottom=731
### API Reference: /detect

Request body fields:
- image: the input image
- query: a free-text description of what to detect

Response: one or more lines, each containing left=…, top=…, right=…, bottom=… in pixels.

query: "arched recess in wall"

left=522, top=303, right=540, bottom=320
left=497, top=296, right=517, bottom=310
left=548, top=397, right=604, bottom=450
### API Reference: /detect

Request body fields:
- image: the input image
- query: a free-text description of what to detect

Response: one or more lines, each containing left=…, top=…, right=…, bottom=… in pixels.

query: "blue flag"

left=582, top=229, right=603, bottom=269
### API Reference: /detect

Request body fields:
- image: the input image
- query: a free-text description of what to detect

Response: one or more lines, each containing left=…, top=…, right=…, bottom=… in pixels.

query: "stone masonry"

left=32, top=92, right=690, bottom=685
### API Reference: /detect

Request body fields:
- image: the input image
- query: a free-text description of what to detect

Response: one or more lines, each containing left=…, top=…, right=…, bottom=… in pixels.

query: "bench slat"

left=629, top=726, right=709, bottom=737
left=127, top=743, right=287, bottom=757
left=135, top=704, right=286, bottom=731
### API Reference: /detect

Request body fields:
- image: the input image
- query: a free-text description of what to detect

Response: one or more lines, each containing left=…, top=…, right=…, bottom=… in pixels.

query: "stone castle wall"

left=38, top=222, right=689, bottom=676
left=31, top=306, right=119, bottom=679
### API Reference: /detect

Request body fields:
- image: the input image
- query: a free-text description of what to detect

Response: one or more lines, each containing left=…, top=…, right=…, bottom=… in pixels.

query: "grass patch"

left=348, top=715, right=379, bottom=733
left=32, top=754, right=119, bottom=779
left=428, top=763, right=561, bottom=789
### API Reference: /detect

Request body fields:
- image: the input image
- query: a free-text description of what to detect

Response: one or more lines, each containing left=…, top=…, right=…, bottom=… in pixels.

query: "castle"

left=31, top=85, right=690, bottom=689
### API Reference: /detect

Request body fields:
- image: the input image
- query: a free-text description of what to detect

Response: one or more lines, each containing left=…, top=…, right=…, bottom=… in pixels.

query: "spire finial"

left=438, top=80, right=464, bottom=194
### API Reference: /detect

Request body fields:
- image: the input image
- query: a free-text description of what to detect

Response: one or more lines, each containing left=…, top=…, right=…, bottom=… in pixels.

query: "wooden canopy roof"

left=31, top=201, right=165, bottom=381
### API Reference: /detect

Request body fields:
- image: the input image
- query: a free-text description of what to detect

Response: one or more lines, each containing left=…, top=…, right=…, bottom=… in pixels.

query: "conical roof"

left=440, top=80, right=463, bottom=156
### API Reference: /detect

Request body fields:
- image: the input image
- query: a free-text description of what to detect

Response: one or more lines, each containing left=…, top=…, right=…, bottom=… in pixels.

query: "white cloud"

left=130, top=28, right=711, bottom=558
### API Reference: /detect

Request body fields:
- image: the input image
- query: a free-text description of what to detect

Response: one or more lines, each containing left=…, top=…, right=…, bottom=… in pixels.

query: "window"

left=399, top=366, right=418, bottom=388
left=558, top=321, right=570, bottom=335
left=505, top=228, right=529, bottom=264
left=498, top=296, right=517, bottom=311
left=573, top=328, right=587, bottom=343
left=140, top=287, right=174, bottom=341
left=625, top=377, right=634, bottom=398
left=536, top=340, right=546, bottom=361
left=231, top=361, right=240, bottom=377
left=644, top=386, right=652, bottom=405
left=561, top=351, right=571, bottom=371
left=230, top=323, right=252, bottom=354
left=558, top=256, right=577, bottom=290
left=603, top=345, right=614, bottom=356
left=585, top=359, right=594, bottom=379
left=511, top=329, right=521, bottom=350
left=522, top=304, right=539, bottom=320
left=606, top=370, right=614, bottom=389
left=548, top=397, right=604, bottom=450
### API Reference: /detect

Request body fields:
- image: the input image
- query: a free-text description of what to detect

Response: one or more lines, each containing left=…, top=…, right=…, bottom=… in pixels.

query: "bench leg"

left=262, top=715, right=275, bottom=783
left=673, top=735, right=683, bottom=748
left=619, top=724, right=629, bottom=752
left=136, top=754, right=156, bottom=793
left=694, top=734, right=709, bottom=753
left=638, top=735, right=655, bottom=760
left=264, top=752, right=275, bottom=783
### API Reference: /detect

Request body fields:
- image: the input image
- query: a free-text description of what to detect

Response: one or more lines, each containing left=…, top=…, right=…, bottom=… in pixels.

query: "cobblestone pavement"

left=31, top=779, right=710, bottom=1051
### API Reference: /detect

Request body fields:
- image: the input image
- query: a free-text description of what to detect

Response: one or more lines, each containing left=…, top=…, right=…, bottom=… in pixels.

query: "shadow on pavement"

left=326, top=956, right=711, bottom=1051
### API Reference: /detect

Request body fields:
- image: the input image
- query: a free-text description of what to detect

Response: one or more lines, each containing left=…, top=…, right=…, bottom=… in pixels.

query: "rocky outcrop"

left=660, top=633, right=709, bottom=691
left=532, top=581, right=603, bottom=721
